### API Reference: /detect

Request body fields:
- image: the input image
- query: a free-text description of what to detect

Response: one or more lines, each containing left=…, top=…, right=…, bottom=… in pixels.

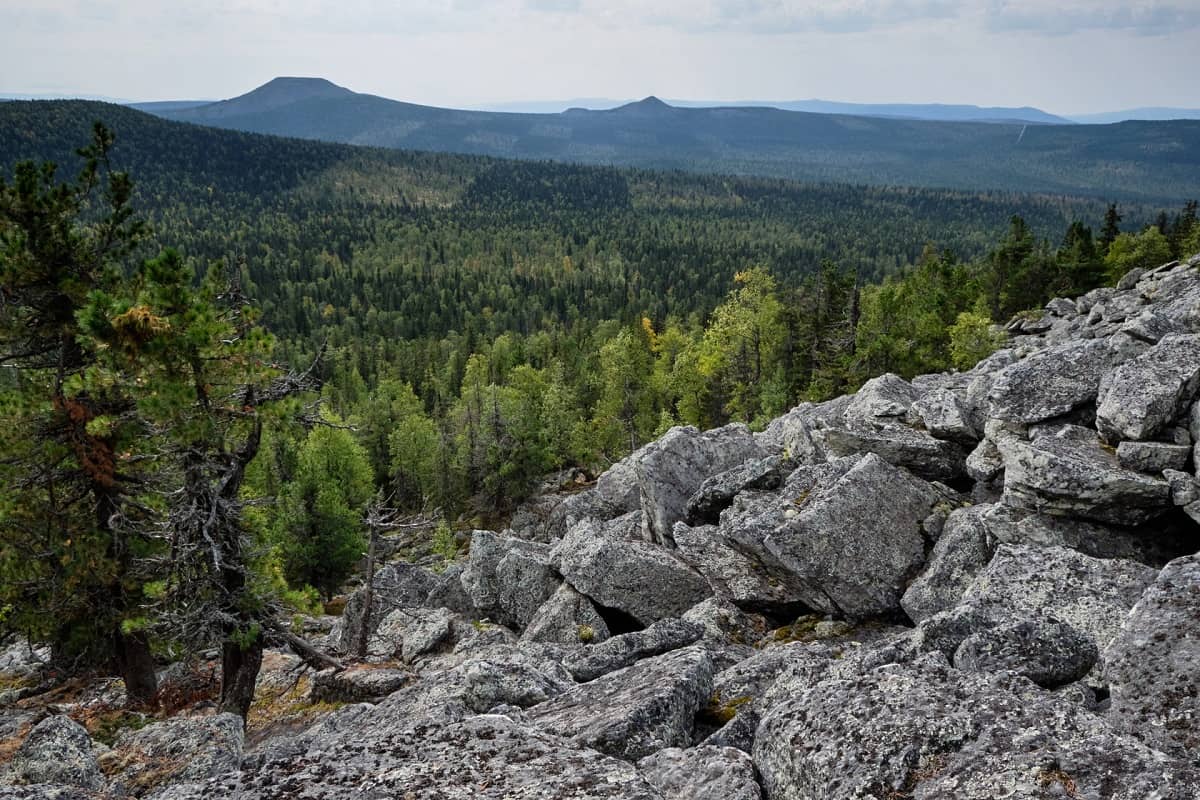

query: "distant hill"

left=478, top=97, right=1069, bottom=125
left=1069, top=107, right=1200, bottom=125
left=140, top=78, right=1200, bottom=202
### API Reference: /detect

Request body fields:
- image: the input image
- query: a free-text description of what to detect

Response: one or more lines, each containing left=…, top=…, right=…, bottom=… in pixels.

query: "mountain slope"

left=1069, top=107, right=1200, bottom=124
left=146, top=79, right=1200, bottom=202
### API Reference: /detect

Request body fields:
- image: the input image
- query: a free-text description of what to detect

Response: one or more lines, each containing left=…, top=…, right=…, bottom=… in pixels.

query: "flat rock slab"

left=1097, top=333, right=1200, bottom=443
left=526, top=646, right=715, bottom=761
left=987, top=338, right=1123, bottom=424
left=147, top=713, right=664, bottom=800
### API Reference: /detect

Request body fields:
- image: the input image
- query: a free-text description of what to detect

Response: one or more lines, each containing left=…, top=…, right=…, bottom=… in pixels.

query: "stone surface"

left=817, top=420, right=967, bottom=482
left=494, top=546, right=561, bottom=630
left=149, top=713, right=664, bottom=800
left=369, top=606, right=454, bottom=662
left=999, top=424, right=1171, bottom=525
left=461, top=657, right=573, bottom=713
left=635, top=424, right=764, bottom=546
left=104, top=713, right=244, bottom=798
left=525, top=646, right=715, bottom=761
left=954, top=616, right=1098, bottom=688
left=843, top=373, right=917, bottom=421
left=672, top=522, right=796, bottom=611
left=1097, top=333, right=1200, bottom=443
left=562, top=618, right=704, bottom=682
left=337, top=561, right=438, bottom=652
left=554, top=519, right=712, bottom=625
left=901, top=505, right=995, bottom=623
left=1116, top=440, right=1191, bottom=473
left=684, top=456, right=788, bottom=526
left=754, top=654, right=1200, bottom=800
left=520, top=583, right=611, bottom=646
left=987, top=338, right=1122, bottom=424
left=637, top=746, right=761, bottom=800
left=908, top=387, right=976, bottom=443
left=957, top=543, right=1157, bottom=652
left=309, top=666, right=412, bottom=703
left=1104, top=554, right=1200, bottom=759
left=724, top=453, right=942, bottom=619
left=4, top=715, right=103, bottom=790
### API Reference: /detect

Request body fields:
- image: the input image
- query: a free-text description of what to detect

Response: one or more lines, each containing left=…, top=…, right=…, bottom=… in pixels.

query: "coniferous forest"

left=1, top=103, right=1198, bottom=711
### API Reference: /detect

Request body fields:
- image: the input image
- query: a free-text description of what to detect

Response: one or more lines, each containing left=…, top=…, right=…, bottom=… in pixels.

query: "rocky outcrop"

left=1096, top=333, right=1200, bottom=443
left=637, top=746, right=761, bottom=800
left=336, top=561, right=438, bottom=652
left=520, top=583, right=611, bottom=645
left=103, top=713, right=243, bottom=797
left=561, top=618, right=704, bottom=681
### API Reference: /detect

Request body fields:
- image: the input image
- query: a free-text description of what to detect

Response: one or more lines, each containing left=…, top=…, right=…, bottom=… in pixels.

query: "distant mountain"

left=477, top=97, right=1069, bottom=125
left=1069, top=107, right=1200, bottom=125
left=143, top=78, right=1200, bottom=202
left=127, top=100, right=213, bottom=113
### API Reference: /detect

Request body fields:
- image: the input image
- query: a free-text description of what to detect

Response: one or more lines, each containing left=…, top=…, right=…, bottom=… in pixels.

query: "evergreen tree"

left=1098, top=203, right=1122, bottom=254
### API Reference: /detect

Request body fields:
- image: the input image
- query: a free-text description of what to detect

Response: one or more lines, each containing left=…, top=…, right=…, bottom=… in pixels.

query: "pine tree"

left=1098, top=203, right=1122, bottom=254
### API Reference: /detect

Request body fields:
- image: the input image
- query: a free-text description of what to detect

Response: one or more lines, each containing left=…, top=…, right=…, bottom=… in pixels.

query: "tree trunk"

left=113, top=631, right=158, bottom=709
left=355, top=524, right=378, bottom=660
left=218, top=634, right=263, bottom=720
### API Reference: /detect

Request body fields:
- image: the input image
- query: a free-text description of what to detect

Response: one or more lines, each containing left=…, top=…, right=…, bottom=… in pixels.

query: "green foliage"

left=430, top=521, right=458, bottom=570
left=272, top=421, right=374, bottom=599
left=1105, top=226, right=1173, bottom=281
left=948, top=312, right=1007, bottom=371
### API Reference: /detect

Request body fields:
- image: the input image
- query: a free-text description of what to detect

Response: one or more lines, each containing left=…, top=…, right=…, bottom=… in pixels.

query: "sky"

left=1, top=0, right=1198, bottom=114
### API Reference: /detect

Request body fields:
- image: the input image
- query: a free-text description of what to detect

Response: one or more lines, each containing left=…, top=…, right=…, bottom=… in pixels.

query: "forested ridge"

left=1, top=106, right=1197, bottom=701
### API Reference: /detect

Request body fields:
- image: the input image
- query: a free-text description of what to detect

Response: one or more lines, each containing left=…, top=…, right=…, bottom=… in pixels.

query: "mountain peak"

left=612, top=96, right=674, bottom=114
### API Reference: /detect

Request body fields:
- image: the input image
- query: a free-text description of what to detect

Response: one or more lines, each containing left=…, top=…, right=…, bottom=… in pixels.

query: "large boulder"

left=1104, top=554, right=1200, bottom=758
left=460, top=531, right=558, bottom=629
left=843, top=373, right=918, bottom=421
left=337, top=561, right=439, bottom=652
left=553, top=519, right=712, bottom=625
left=673, top=522, right=798, bottom=611
left=723, top=453, right=943, bottom=619
left=753, top=654, right=1200, bottom=800
left=520, top=583, right=611, bottom=646
left=1097, top=333, right=1200, bottom=443
left=525, top=646, right=715, bottom=761
left=637, top=746, right=761, bottom=800
left=5, top=715, right=103, bottom=791
left=999, top=424, right=1171, bottom=526
left=901, top=505, right=995, bottom=623
left=956, top=543, right=1157, bottom=653
left=816, top=420, right=968, bottom=482
left=908, top=387, right=976, bottom=443
left=987, top=338, right=1126, bottom=424
left=635, top=424, right=764, bottom=546
left=368, top=606, right=454, bottom=663
left=684, top=456, right=789, bottom=526
left=562, top=618, right=704, bottom=682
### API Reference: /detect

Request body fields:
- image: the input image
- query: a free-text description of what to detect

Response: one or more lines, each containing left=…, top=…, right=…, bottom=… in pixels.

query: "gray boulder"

left=309, top=666, right=411, bottom=703
left=369, top=606, right=454, bottom=662
left=1097, top=333, right=1200, bottom=443
left=562, top=618, right=704, bottom=682
left=987, top=338, right=1125, bottom=424
left=525, top=646, right=715, bottom=761
left=843, top=373, right=917, bottom=421
left=901, top=505, right=995, bottom=623
left=637, top=746, right=761, bottom=800
left=5, top=716, right=103, bottom=790
left=423, top=563, right=478, bottom=616
left=337, top=561, right=438, bottom=652
left=461, top=531, right=558, bottom=628
left=908, top=387, right=976, bottom=443
left=1104, top=554, right=1200, bottom=758
left=553, top=519, right=712, bottom=625
left=520, top=583, right=611, bottom=646
left=673, top=522, right=797, bottom=610
left=725, top=453, right=942, bottom=619
left=684, top=456, right=788, bottom=525
left=461, top=657, right=573, bottom=713
left=954, top=616, right=1098, bottom=687
left=1116, top=440, right=1191, bottom=473
left=957, top=543, right=1157, bottom=652
left=680, top=597, right=765, bottom=648
left=753, top=654, right=1200, bottom=800
left=636, top=424, right=764, bottom=546
left=817, top=420, right=967, bottom=481
left=999, top=424, right=1171, bottom=525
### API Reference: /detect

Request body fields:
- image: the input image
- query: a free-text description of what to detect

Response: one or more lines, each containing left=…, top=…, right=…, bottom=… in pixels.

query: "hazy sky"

left=2, top=0, right=1197, bottom=113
